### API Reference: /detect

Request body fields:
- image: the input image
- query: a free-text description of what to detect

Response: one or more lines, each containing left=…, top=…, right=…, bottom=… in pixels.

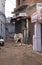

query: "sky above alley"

left=5, top=0, right=16, bottom=17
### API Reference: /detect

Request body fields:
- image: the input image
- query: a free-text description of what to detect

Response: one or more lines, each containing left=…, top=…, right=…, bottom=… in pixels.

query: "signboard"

left=36, top=3, right=42, bottom=10
left=40, top=9, right=42, bottom=19
left=31, top=3, right=42, bottom=23
left=31, top=12, right=38, bottom=22
left=18, top=12, right=27, bottom=16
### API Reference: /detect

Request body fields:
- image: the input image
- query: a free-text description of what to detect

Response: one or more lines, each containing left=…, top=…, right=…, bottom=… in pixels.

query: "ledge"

left=12, top=3, right=28, bottom=13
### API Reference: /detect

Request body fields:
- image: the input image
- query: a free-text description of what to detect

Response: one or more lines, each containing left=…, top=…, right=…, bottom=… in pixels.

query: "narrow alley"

left=0, top=0, right=42, bottom=65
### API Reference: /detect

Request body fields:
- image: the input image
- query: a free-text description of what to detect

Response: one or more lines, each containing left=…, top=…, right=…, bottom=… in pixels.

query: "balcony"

left=12, top=3, right=28, bottom=14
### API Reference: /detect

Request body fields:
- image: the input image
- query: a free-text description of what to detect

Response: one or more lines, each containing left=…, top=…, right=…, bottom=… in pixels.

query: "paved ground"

left=0, top=41, right=42, bottom=65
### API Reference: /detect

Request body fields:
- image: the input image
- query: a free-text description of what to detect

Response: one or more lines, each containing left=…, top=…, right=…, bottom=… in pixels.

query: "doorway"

left=41, top=23, right=42, bottom=50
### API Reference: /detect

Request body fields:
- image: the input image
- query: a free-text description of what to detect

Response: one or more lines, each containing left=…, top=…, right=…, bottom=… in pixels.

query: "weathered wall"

left=0, top=0, right=6, bottom=39
left=16, top=0, right=42, bottom=8
left=5, top=23, right=15, bottom=37
left=0, top=0, right=5, bottom=14
left=16, top=0, right=42, bottom=43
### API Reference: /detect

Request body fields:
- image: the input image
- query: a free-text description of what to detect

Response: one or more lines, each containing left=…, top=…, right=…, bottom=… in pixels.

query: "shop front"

left=11, top=13, right=30, bottom=43
left=31, top=3, right=42, bottom=51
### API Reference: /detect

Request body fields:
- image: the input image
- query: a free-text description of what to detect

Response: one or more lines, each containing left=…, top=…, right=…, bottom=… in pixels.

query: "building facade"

left=31, top=3, right=42, bottom=51
left=12, top=0, right=42, bottom=51
left=0, top=0, right=6, bottom=39
left=16, top=0, right=42, bottom=8
left=12, top=0, right=35, bottom=43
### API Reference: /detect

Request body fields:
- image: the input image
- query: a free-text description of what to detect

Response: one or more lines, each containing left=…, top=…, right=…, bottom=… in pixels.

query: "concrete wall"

left=0, top=14, right=6, bottom=39
left=0, top=0, right=6, bottom=39
left=33, top=23, right=41, bottom=51
left=0, top=0, right=5, bottom=14
left=5, top=23, right=15, bottom=37
left=16, top=0, right=42, bottom=8
left=0, top=20, right=5, bottom=39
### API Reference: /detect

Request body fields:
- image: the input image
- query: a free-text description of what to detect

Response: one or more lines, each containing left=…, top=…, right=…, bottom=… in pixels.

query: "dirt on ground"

left=0, top=41, right=42, bottom=65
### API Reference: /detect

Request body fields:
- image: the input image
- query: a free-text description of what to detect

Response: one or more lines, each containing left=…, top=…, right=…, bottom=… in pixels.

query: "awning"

left=11, top=12, right=31, bottom=22
left=31, top=9, right=42, bottom=23
left=10, top=16, right=31, bottom=22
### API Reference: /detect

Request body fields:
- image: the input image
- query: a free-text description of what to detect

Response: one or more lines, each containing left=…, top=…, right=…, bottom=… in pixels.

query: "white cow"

left=14, top=33, right=23, bottom=43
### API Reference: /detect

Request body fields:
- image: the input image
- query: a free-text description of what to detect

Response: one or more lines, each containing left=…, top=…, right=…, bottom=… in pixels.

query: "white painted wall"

left=0, top=0, right=6, bottom=39
left=31, top=3, right=42, bottom=51
left=0, top=20, right=5, bottom=38
left=33, top=23, right=41, bottom=51
left=0, top=14, right=5, bottom=23
left=0, top=0, right=5, bottom=14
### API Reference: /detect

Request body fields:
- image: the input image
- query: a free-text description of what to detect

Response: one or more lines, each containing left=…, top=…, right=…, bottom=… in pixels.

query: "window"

left=17, top=0, right=20, bottom=5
